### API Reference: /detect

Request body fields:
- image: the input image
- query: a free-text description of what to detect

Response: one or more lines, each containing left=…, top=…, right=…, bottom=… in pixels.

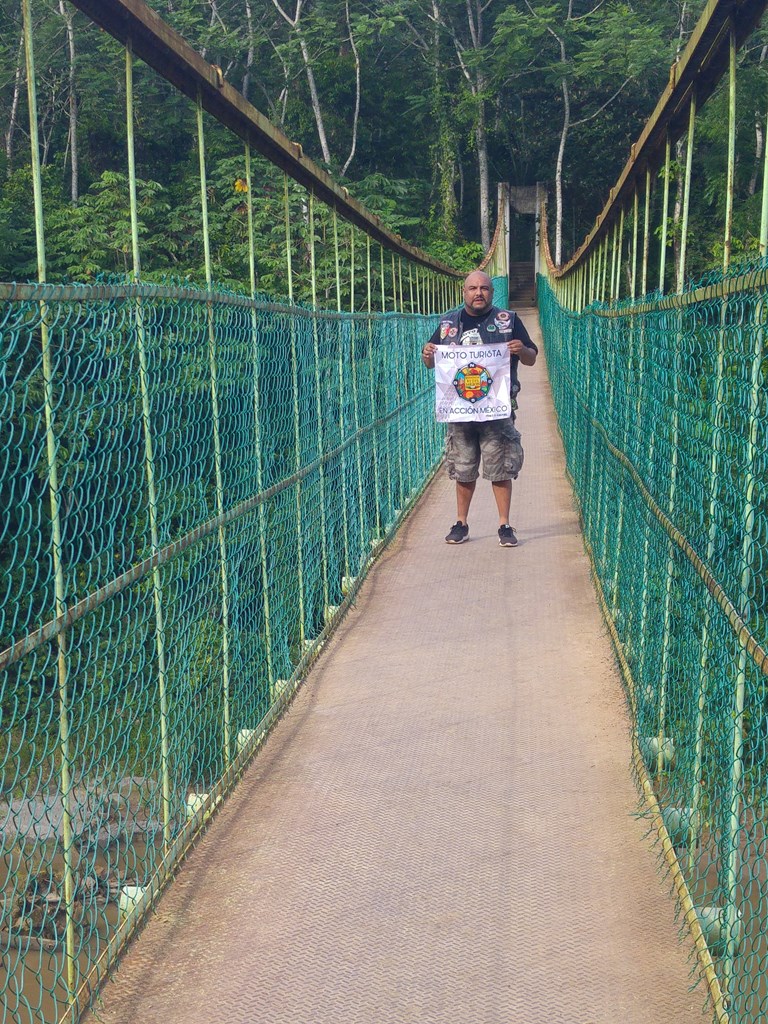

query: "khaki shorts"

left=445, top=418, right=524, bottom=483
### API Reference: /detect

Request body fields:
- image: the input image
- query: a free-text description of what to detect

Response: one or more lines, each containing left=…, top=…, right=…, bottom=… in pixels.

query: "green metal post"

left=616, top=208, right=624, bottom=301
left=308, top=192, right=331, bottom=612
left=197, top=94, right=232, bottom=767
left=284, top=174, right=307, bottom=646
left=245, top=145, right=275, bottom=696
left=642, top=168, right=651, bottom=297
left=408, top=264, right=415, bottom=313
left=678, top=93, right=697, bottom=293
left=23, top=0, right=77, bottom=1000
left=349, top=227, right=366, bottom=566
left=722, top=298, right=764, bottom=997
left=631, top=187, right=639, bottom=301
left=761, top=108, right=768, bottom=255
left=366, top=234, right=381, bottom=537
left=724, top=23, right=736, bottom=272
left=609, top=220, right=619, bottom=302
left=127, top=45, right=172, bottom=847
left=659, top=135, right=671, bottom=293
left=333, top=208, right=351, bottom=574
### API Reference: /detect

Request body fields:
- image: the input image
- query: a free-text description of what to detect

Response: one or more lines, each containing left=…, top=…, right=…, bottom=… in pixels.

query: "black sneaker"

left=445, top=521, right=469, bottom=544
left=498, top=524, right=518, bottom=547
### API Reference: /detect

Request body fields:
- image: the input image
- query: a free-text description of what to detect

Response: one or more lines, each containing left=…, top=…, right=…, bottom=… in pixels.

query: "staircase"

left=508, top=261, right=536, bottom=307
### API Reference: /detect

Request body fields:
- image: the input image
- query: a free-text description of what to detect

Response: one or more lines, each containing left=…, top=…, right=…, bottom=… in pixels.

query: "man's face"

left=463, top=274, right=493, bottom=315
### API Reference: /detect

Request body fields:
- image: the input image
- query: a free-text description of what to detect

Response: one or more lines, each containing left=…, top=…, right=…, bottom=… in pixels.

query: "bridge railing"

left=0, top=2, right=518, bottom=1022
left=539, top=1, right=768, bottom=1020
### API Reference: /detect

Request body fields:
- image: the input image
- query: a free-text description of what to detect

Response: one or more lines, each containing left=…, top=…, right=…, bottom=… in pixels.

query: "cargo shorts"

left=445, top=418, right=524, bottom=483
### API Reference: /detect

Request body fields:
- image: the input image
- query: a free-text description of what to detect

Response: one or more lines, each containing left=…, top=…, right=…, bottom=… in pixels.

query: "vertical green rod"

left=197, top=94, right=231, bottom=767
left=284, top=174, right=307, bottom=646
left=349, top=227, right=366, bottom=566
left=658, top=135, right=671, bottom=293
left=127, top=45, right=172, bottom=847
left=398, top=258, right=405, bottom=314
left=722, top=299, right=763, bottom=996
left=308, top=193, right=330, bottom=611
left=23, top=0, right=76, bottom=1001
left=392, top=252, right=404, bottom=504
left=609, top=221, right=619, bottom=302
left=616, top=208, right=624, bottom=301
left=408, top=264, right=415, bottom=313
left=366, top=234, right=381, bottom=538
left=677, top=93, right=697, bottom=293
left=760, top=107, right=768, bottom=255
left=379, top=244, right=392, bottom=519
left=724, top=23, right=736, bottom=272
left=601, top=237, right=609, bottom=302
left=379, top=244, right=386, bottom=311
left=245, top=145, right=275, bottom=696
left=333, top=208, right=350, bottom=574
left=642, top=168, right=651, bottom=297
left=655, top=321, right=681, bottom=777
left=631, top=188, right=639, bottom=301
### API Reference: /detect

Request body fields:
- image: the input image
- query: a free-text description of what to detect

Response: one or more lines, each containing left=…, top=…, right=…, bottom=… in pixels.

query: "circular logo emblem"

left=453, top=362, right=493, bottom=404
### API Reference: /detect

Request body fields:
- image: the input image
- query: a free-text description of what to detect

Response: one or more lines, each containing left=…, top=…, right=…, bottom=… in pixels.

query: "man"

left=421, top=270, right=537, bottom=546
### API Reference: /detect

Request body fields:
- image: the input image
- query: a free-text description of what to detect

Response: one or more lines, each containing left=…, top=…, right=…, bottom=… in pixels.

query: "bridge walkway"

left=83, top=311, right=710, bottom=1024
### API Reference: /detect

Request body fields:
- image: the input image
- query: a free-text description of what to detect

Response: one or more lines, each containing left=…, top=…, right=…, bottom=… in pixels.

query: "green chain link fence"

left=540, top=270, right=768, bottom=1022
left=0, top=272, right=511, bottom=1022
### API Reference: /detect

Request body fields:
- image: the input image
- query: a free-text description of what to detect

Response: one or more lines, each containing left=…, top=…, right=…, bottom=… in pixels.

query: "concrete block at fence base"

left=341, top=575, right=356, bottom=595
left=236, top=729, right=257, bottom=756
left=324, top=605, right=340, bottom=624
left=638, top=735, right=675, bottom=770
left=696, top=905, right=742, bottom=958
left=661, top=805, right=693, bottom=848
left=118, top=885, right=146, bottom=921
left=185, top=792, right=209, bottom=820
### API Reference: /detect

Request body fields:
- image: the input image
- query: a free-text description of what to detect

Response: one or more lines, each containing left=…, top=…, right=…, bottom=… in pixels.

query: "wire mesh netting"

left=0, top=278, right=459, bottom=1023
left=539, top=271, right=768, bottom=1022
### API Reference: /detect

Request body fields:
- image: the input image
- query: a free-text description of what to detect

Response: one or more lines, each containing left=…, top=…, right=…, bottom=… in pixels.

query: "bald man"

left=421, top=271, right=537, bottom=546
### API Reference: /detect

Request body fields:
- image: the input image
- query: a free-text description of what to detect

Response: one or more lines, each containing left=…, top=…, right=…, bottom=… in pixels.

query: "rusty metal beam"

left=67, top=0, right=461, bottom=276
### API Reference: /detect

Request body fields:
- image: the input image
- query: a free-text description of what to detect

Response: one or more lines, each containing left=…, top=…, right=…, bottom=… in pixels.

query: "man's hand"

left=421, top=342, right=437, bottom=368
left=507, top=338, right=537, bottom=366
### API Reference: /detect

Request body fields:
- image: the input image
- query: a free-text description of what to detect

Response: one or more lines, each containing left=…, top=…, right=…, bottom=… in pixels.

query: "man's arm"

left=506, top=313, right=537, bottom=366
left=421, top=323, right=442, bottom=368
left=507, top=338, right=537, bottom=366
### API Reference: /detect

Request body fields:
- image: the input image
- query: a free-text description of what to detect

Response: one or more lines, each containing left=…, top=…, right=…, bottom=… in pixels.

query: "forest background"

left=3, top=0, right=768, bottom=295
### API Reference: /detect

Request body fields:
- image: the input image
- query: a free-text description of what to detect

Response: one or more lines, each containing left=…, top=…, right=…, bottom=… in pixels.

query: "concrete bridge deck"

left=84, top=312, right=710, bottom=1024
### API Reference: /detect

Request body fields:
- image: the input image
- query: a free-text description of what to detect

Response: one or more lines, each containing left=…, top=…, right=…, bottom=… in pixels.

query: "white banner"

left=434, top=344, right=512, bottom=423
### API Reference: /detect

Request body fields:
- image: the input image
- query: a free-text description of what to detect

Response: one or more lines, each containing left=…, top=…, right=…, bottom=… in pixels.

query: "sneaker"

left=445, top=521, right=469, bottom=544
left=498, top=524, right=518, bottom=547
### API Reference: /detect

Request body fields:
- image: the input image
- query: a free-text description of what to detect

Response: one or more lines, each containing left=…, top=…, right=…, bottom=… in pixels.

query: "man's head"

left=463, top=271, right=494, bottom=315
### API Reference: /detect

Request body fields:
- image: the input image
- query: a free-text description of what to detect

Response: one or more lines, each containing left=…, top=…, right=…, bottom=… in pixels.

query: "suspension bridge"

left=3, top=0, right=768, bottom=1022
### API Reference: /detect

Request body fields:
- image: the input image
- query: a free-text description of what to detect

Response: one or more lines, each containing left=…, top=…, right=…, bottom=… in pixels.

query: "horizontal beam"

left=67, top=0, right=462, bottom=277
left=556, top=0, right=768, bottom=276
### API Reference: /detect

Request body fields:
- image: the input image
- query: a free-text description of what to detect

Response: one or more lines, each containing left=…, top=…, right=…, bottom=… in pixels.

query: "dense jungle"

left=3, top=0, right=768, bottom=288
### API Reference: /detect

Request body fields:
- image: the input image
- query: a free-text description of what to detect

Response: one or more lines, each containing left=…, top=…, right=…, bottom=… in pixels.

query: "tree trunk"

left=554, top=73, right=570, bottom=266
left=242, top=0, right=254, bottom=101
left=5, top=32, right=24, bottom=176
left=59, top=0, right=78, bottom=203
left=475, top=85, right=490, bottom=250
left=297, top=31, right=332, bottom=165
left=341, top=0, right=360, bottom=177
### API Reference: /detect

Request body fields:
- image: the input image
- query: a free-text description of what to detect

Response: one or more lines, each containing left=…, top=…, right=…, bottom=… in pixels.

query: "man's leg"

left=456, top=479, right=476, bottom=524
left=491, top=479, right=512, bottom=526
